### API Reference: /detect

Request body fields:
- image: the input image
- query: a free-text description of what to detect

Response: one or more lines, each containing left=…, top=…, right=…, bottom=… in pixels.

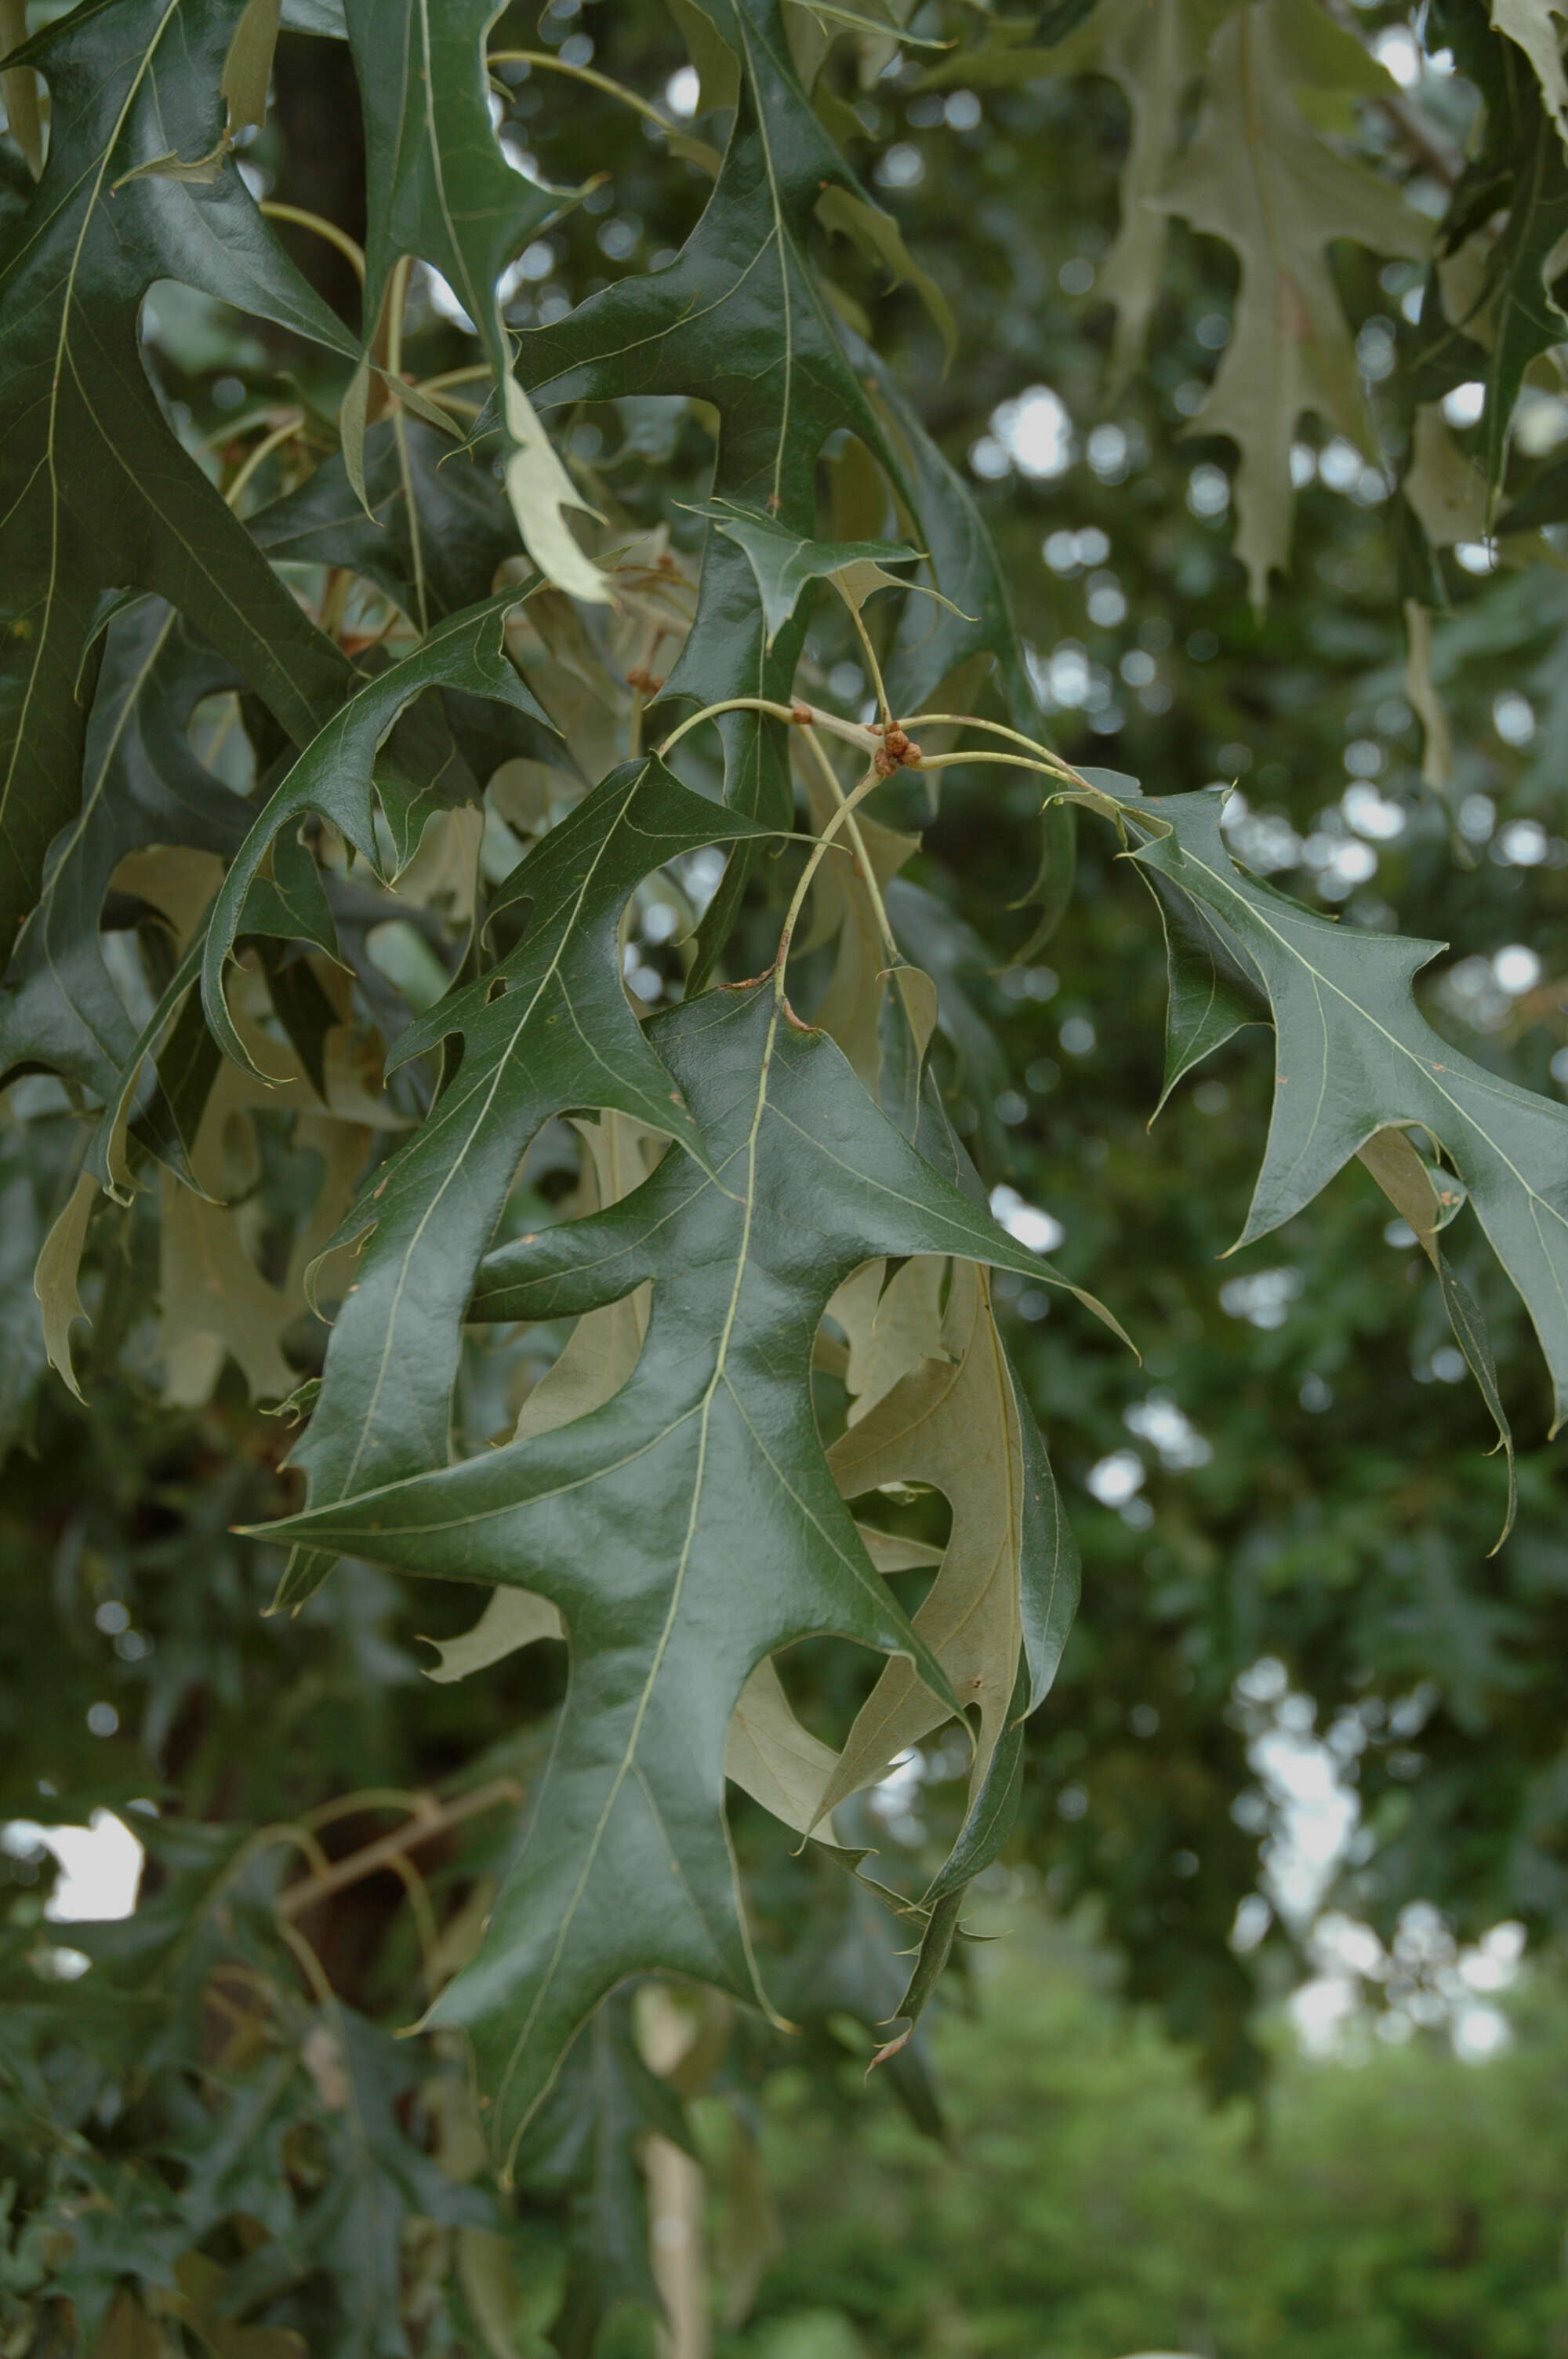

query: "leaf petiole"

left=260, top=199, right=367, bottom=283
left=774, top=762, right=884, bottom=999
left=916, top=750, right=1083, bottom=784
left=796, top=722, right=902, bottom=974
left=222, top=410, right=305, bottom=509
left=488, top=46, right=682, bottom=140
left=900, top=715, right=1083, bottom=783
left=837, top=584, right=894, bottom=729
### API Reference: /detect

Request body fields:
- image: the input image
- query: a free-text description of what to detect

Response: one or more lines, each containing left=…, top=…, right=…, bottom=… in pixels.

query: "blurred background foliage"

left=724, top=1906, right=1568, bottom=2359
left=5, top=0, right=1568, bottom=2350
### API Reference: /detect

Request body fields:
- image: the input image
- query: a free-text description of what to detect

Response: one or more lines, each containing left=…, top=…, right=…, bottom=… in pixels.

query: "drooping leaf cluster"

left=5, top=0, right=1568, bottom=2346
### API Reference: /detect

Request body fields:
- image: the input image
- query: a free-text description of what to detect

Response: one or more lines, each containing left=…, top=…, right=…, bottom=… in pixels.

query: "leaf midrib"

left=733, top=14, right=793, bottom=511
left=1, top=0, right=182, bottom=848
left=491, top=991, right=786, bottom=2157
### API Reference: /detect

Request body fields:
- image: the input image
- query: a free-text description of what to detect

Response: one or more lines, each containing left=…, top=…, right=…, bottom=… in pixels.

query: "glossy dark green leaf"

left=1359, top=1122, right=1516, bottom=1546
left=251, top=418, right=522, bottom=624
left=1014, top=1348, right=1081, bottom=1710
left=860, top=340, right=1034, bottom=729
left=0, top=1111, right=67, bottom=1457
left=1475, top=136, right=1568, bottom=493
left=0, top=601, right=244, bottom=1099
left=856, top=340, right=1078, bottom=948
left=256, top=981, right=1087, bottom=2165
left=1497, top=443, right=1568, bottom=533
left=169, top=2006, right=495, bottom=2354
left=924, top=1657, right=1032, bottom=1910
left=239, top=826, right=343, bottom=961
left=1099, top=776, right=1568, bottom=1429
left=271, top=757, right=771, bottom=1612
left=766, top=1852, right=943, bottom=2138
left=201, top=595, right=552, bottom=1069
left=344, top=0, right=604, bottom=602
left=1141, top=854, right=1270, bottom=1118
left=871, top=1887, right=963, bottom=2068
left=520, top=0, right=916, bottom=969
left=514, top=1989, right=693, bottom=2359
left=1431, top=1, right=1568, bottom=489
left=287, top=2008, right=492, bottom=2356
left=0, top=0, right=361, bottom=951
left=684, top=498, right=921, bottom=649
left=85, top=923, right=209, bottom=1196
left=866, top=1696, right=1023, bottom=2060
left=886, top=877, right=1011, bottom=1170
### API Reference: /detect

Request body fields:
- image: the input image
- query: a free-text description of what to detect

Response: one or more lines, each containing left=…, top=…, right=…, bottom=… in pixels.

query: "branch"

left=278, top=1777, right=523, bottom=1917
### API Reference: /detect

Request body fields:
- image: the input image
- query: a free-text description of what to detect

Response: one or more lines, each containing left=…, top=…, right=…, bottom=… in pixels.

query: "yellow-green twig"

left=488, top=46, right=676, bottom=136
left=223, top=411, right=304, bottom=507
left=899, top=712, right=1081, bottom=782
left=658, top=696, right=878, bottom=762
left=260, top=200, right=366, bottom=282
left=838, top=589, right=892, bottom=729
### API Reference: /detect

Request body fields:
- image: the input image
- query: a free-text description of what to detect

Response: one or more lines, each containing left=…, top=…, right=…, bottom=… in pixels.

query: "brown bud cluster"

left=873, top=721, right=924, bottom=772
left=626, top=665, right=665, bottom=694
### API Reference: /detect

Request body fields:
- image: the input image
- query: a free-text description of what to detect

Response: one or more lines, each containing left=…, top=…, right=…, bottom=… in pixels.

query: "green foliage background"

left=731, top=1913, right=1568, bottom=2359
